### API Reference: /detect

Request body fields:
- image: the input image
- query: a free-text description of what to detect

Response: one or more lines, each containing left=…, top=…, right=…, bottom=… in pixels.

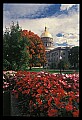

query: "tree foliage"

left=3, top=22, right=47, bottom=70
left=22, top=30, right=47, bottom=69
left=58, top=60, right=70, bottom=70
left=3, top=22, right=30, bottom=70
left=50, top=62, right=56, bottom=69
left=68, top=46, right=79, bottom=69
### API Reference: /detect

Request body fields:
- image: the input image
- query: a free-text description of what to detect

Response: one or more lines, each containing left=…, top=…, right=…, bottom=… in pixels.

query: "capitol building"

left=41, top=26, right=71, bottom=68
left=41, top=26, right=54, bottom=51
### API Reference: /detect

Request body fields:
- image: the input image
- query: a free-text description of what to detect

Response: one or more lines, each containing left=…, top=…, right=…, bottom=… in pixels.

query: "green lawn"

left=27, top=68, right=79, bottom=74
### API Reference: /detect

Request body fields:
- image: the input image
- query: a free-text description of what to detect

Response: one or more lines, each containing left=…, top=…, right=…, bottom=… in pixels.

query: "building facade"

left=46, top=47, right=71, bottom=68
left=41, top=26, right=71, bottom=68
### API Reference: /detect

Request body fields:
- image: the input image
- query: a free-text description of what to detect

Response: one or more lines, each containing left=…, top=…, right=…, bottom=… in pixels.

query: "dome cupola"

left=41, top=26, right=52, bottom=38
left=41, top=26, right=54, bottom=51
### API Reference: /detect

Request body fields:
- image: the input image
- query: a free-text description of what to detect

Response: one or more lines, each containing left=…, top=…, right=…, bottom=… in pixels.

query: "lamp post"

left=69, top=53, right=72, bottom=69
left=59, top=56, right=62, bottom=74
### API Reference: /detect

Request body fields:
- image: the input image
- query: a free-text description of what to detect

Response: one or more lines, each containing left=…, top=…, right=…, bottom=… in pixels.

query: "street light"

left=59, top=56, right=62, bottom=74
left=69, top=53, right=72, bottom=69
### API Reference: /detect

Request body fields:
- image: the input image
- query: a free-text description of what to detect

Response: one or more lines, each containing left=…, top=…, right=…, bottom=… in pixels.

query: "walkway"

left=11, top=93, right=22, bottom=116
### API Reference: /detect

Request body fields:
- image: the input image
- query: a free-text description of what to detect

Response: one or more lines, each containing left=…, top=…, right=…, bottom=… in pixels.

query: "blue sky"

left=3, top=4, right=79, bottom=47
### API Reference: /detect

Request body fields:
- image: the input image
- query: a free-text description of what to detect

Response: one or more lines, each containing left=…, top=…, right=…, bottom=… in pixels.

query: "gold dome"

left=41, top=26, right=52, bottom=38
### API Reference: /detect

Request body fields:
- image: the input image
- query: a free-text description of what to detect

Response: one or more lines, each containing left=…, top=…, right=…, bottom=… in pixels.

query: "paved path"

left=3, top=91, right=11, bottom=116
left=11, top=93, right=22, bottom=116
left=10, top=93, right=30, bottom=116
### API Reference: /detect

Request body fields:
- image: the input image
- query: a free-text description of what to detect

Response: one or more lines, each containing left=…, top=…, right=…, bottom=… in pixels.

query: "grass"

left=27, top=68, right=79, bottom=74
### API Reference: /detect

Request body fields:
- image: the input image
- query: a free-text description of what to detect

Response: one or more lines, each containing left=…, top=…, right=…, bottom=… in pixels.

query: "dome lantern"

left=41, top=26, right=54, bottom=51
left=41, top=26, right=52, bottom=38
left=45, top=26, right=47, bottom=31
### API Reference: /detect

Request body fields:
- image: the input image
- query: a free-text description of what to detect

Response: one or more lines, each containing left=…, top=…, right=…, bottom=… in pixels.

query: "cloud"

left=56, top=33, right=63, bottom=37
left=55, top=42, right=68, bottom=46
left=3, top=4, right=79, bottom=47
left=60, top=4, right=76, bottom=11
left=3, top=4, right=51, bottom=19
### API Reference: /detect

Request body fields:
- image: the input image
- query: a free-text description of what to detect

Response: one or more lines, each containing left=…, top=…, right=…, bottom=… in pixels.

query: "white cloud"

left=3, top=4, right=51, bottom=19
left=60, top=4, right=76, bottom=11
left=3, top=4, right=79, bottom=47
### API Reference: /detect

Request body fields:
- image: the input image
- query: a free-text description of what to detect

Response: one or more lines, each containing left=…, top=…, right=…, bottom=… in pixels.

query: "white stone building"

left=41, top=26, right=71, bottom=68
left=41, top=26, right=54, bottom=51
left=46, top=47, right=70, bottom=68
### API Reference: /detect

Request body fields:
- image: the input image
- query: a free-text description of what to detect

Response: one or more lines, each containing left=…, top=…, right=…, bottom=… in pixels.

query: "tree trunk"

left=29, top=66, right=32, bottom=70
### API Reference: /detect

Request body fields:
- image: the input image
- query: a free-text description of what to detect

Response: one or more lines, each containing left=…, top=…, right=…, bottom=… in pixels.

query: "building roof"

left=41, top=26, right=53, bottom=38
left=46, top=46, right=71, bottom=54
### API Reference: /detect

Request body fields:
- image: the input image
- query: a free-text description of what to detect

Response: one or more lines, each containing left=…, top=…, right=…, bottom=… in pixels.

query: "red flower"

left=48, top=98, right=52, bottom=106
left=22, top=89, right=30, bottom=94
left=37, top=88, right=42, bottom=94
left=65, top=104, right=73, bottom=111
left=73, top=110, right=79, bottom=117
left=47, top=83, right=51, bottom=88
left=54, top=98, right=61, bottom=108
left=48, top=108, right=58, bottom=116
left=36, top=98, right=42, bottom=105
left=11, top=71, right=79, bottom=116
left=44, top=89, right=48, bottom=93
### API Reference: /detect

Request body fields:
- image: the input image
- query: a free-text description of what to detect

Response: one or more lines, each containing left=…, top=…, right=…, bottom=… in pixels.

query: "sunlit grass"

left=27, top=68, right=79, bottom=74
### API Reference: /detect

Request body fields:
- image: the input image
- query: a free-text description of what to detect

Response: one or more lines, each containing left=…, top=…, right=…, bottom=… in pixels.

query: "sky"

left=3, top=3, right=80, bottom=47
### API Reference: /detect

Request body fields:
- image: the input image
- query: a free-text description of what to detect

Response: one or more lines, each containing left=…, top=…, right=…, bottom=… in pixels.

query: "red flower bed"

left=10, top=71, right=79, bottom=117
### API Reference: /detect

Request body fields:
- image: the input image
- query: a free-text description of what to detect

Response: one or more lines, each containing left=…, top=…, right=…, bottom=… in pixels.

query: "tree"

left=68, top=46, right=79, bottom=69
left=3, top=22, right=30, bottom=70
left=63, top=60, right=70, bottom=70
left=50, top=62, right=56, bottom=69
left=22, top=30, right=47, bottom=69
left=58, top=60, right=70, bottom=70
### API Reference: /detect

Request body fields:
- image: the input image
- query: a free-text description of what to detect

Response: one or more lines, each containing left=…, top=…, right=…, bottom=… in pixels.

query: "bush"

left=58, top=60, right=70, bottom=70
left=11, top=71, right=79, bottom=117
left=3, top=59, right=11, bottom=70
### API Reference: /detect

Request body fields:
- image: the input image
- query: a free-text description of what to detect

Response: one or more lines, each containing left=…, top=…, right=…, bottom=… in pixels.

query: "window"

left=46, top=42, right=47, bottom=46
left=50, top=42, right=51, bottom=46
